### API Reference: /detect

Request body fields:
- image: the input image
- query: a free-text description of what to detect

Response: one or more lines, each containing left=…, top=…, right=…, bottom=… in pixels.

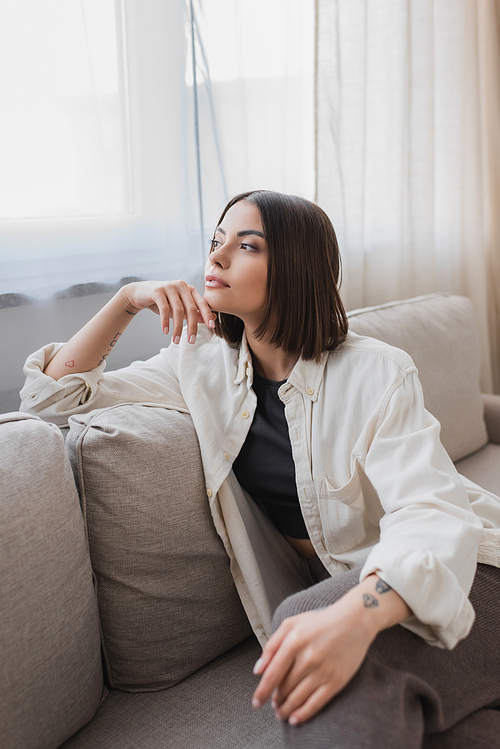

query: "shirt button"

left=306, top=387, right=314, bottom=395
left=206, top=488, right=212, bottom=498
left=224, top=453, right=230, bottom=461
left=241, top=411, right=250, bottom=419
left=245, top=362, right=250, bottom=375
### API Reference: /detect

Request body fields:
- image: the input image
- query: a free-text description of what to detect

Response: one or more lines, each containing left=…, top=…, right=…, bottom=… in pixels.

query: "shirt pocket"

left=315, top=469, right=367, bottom=554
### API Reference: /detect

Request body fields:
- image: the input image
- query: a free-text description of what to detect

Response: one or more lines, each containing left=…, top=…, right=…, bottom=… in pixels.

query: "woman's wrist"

left=116, top=283, right=142, bottom=315
left=328, top=573, right=412, bottom=642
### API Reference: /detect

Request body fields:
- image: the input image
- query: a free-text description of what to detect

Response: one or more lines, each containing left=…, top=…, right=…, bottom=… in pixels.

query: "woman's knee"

left=272, top=568, right=360, bottom=632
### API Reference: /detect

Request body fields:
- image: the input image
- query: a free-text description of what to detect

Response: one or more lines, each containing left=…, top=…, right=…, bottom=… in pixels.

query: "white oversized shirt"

left=20, top=327, right=500, bottom=649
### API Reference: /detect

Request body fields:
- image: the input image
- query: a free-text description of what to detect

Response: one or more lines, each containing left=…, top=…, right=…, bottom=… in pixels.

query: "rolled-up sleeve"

left=359, top=370, right=484, bottom=649
left=20, top=342, right=188, bottom=426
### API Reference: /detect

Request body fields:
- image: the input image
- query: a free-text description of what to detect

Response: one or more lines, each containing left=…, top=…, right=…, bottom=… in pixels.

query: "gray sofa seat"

left=61, top=637, right=281, bottom=749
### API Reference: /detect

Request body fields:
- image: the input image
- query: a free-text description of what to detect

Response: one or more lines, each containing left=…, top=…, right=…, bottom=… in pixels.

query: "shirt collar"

left=286, top=352, right=328, bottom=401
left=233, top=331, right=328, bottom=400
left=233, top=331, right=253, bottom=387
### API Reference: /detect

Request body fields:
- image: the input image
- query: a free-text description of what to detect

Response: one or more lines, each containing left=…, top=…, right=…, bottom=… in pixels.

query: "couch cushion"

left=60, top=636, right=283, bottom=749
left=456, top=444, right=500, bottom=498
left=66, top=404, right=252, bottom=692
left=0, top=413, right=103, bottom=749
left=347, top=294, right=488, bottom=462
left=482, top=393, right=500, bottom=445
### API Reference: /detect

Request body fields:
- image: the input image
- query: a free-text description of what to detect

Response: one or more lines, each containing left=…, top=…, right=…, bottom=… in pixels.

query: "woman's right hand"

left=121, top=280, right=216, bottom=344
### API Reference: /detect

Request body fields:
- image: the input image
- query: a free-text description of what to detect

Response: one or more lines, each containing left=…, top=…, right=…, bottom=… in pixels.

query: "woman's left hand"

left=251, top=597, right=375, bottom=726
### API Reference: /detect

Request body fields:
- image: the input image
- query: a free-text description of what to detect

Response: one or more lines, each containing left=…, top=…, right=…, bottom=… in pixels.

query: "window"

left=0, top=0, right=314, bottom=300
left=0, top=0, right=197, bottom=299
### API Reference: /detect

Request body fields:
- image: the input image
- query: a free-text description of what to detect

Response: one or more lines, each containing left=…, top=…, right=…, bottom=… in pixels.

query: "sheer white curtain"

left=0, top=0, right=201, bottom=300
left=188, top=0, right=315, bottom=248
left=0, top=0, right=314, bottom=301
left=316, top=0, right=500, bottom=393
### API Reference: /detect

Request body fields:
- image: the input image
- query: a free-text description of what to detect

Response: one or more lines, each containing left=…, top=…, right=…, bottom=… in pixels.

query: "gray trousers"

left=273, top=562, right=500, bottom=749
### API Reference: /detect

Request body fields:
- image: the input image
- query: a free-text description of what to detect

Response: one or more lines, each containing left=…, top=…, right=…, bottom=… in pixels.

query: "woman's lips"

left=205, top=275, right=229, bottom=288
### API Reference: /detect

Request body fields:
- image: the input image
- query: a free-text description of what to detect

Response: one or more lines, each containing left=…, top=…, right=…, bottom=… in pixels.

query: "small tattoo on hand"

left=376, top=579, right=392, bottom=594
left=363, top=594, right=379, bottom=608
left=126, top=310, right=137, bottom=315
left=65, top=360, right=75, bottom=368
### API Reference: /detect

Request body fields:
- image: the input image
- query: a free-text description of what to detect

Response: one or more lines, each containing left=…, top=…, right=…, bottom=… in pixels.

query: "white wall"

left=0, top=292, right=169, bottom=414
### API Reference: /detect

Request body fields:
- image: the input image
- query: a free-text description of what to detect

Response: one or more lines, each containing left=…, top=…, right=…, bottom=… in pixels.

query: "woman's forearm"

left=43, top=287, right=138, bottom=381
left=43, top=280, right=216, bottom=381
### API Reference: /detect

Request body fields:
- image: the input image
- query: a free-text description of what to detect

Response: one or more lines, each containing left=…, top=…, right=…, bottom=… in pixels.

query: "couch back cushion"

left=347, top=294, right=488, bottom=462
left=0, top=413, right=103, bottom=749
left=66, top=404, right=252, bottom=692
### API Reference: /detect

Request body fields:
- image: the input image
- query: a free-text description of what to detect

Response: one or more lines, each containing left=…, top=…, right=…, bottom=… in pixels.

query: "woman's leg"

left=423, top=709, right=500, bottom=749
left=272, top=564, right=500, bottom=749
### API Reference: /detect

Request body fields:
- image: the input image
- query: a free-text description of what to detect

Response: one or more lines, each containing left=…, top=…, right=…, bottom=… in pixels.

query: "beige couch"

left=1, top=293, right=499, bottom=749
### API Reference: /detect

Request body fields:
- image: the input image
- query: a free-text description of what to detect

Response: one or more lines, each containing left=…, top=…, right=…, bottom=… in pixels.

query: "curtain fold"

left=477, top=0, right=500, bottom=392
left=316, top=0, right=500, bottom=393
left=190, top=0, right=315, bottom=238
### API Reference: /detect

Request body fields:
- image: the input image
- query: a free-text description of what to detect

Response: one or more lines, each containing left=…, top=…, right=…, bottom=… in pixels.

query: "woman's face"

left=204, top=200, right=268, bottom=328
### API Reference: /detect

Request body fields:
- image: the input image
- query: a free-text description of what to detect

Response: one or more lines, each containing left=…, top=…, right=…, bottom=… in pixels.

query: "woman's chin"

left=203, top=287, right=223, bottom=303
left=203, top=290, right=231, bottom=315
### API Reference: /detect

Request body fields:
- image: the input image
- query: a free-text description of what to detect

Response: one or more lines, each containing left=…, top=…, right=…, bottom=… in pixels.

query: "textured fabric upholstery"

left=0, top=413, right=103, bottom=749
left=455, top=444, right=500, bottom=498
left=482, top=393, right=500, bottom=444
left=60, top=637, right=283, bottom=749
left=454, top=395, right=500, bottom=500
left=66, top=404, right=252, bottom=692
left=347, top=294, right=488, bottom=462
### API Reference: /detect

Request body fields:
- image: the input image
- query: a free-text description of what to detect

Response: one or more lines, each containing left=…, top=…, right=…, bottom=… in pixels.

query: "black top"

left=232, top=370, right=309, bottom=539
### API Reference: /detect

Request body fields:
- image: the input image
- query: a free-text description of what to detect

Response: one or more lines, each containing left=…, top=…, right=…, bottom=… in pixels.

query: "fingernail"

left=189, top=335, right=196, bottom=344
left=289, top=716, right=298, bottom=726
left=163, top=327, right=169, bottom=335
left=253, top=658, right=264, bottom=675
left=174, top=336, right=180, bottom=344
left=275, top=713, right=283, bottom=722
left=271, top=699, right=277, bottom=710
left=208, top=319, right=215, bottom=329
left=252, top=698, right=261, bottom=709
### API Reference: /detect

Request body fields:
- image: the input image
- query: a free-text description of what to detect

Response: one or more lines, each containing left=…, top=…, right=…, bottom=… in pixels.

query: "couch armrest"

left=482, top=393, right=500, bottom=444
left=0, top=413, right=103, bottom=749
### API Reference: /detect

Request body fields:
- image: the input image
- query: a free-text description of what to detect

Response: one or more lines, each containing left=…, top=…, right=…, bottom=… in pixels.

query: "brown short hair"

left=212, top=190, right=348, bottom=361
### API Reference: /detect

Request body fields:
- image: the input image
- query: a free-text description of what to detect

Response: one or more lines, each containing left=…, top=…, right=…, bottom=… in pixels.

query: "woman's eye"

left=241, top=243, right=258, bottom=252
left=210, top=239, right=220, bottom=251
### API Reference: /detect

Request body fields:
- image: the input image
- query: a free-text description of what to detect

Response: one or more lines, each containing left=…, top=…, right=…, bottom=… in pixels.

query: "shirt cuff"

left=359, top=541, right=477, bottom=649
left=20, top=343, right=106, bottom=425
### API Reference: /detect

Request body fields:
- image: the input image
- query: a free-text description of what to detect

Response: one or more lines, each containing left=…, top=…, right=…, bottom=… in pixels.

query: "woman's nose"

left=208, top=245, right=227, bottom=268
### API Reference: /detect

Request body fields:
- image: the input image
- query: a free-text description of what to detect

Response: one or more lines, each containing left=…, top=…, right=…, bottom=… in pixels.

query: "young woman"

left=21, top=191, right=500, bottom=747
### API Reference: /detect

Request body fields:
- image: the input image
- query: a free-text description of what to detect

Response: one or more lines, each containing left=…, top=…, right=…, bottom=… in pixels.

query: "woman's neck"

left=245, top=327, right=298, bottom=382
